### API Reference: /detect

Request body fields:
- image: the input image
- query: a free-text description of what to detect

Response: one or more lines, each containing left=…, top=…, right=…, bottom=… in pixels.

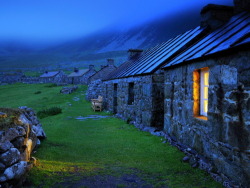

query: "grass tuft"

left=37, top=107, right=62, bottom=119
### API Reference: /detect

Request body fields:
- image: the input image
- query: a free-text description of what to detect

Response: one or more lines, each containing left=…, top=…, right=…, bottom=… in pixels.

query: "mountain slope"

left=0, top=8, right=201, bottom=71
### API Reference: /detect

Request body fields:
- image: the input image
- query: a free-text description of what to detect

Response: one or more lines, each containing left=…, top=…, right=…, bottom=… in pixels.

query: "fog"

left=0, top=0, right=233, bottom=45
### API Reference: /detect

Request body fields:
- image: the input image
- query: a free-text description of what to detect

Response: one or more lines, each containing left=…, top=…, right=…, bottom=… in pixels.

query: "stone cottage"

left=39, top=70, right=65, bottom=84
left=102, top=26, right=207, bottom=129
left=162, top=3, right=250, bottom=187
left=88, top=59, right=117, bottom=83
left=0, top=72, right=25, bottom=84
left=68, top=65, right=96, bottom=85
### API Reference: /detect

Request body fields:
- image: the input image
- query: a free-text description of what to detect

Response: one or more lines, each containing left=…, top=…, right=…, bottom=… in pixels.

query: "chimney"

left=200, top=4, right=234, bottom=30
left=45, top=71, right=48, bottom=74
left=128, top=49, right=143, bottom=60
left=74, top=67, right=79, bottom=73
left=89, top=65, right=94, bottom=70
left=107, top=59, right=114, bottom=66
left=234, top=0, right=250, bottom=13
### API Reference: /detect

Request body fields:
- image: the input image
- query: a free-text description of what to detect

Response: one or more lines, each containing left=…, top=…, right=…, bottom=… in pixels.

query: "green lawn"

left=0, top=83, right=222, bottom=188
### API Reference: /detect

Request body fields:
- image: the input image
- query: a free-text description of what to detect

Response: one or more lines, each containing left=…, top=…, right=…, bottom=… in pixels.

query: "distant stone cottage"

left=88, top=59, right=117, bottom=83
left=40, top=70, right=65, bottom=83
left=0, top=72, right=24, bottom=84
left=68, top=65, right=96, bottom=85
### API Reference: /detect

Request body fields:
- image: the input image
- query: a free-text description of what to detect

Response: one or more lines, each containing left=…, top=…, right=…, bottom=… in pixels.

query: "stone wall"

left=164, top=50, right=250, bottom=187
left=0, top=107, right=46, bottom=187
left=86, top=79, right=104, bottom=101
left=103, top=73, right=164, bottom=129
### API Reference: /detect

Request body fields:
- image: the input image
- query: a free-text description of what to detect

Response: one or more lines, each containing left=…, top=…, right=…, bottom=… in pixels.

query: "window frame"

left=193, top=67, right=209, bottom=120
left=200, top=68, right=209, bottom=116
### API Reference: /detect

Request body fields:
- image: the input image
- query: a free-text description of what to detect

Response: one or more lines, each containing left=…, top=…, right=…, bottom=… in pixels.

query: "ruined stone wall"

left=164, top=50, right=250, bottom=187
left=104, top=74, right=164, bottom=129
left=0, top=107, right=46, bottom=187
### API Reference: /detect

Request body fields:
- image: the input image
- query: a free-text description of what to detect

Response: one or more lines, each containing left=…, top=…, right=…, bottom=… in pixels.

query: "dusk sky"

left=0, top=0, right=233, bottom=43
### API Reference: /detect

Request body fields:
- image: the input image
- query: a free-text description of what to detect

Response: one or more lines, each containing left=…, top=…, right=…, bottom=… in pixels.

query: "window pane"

left=204, top=100, right=208, bottom=113
left=204, top=72, right=209, bottom=85
left=204, top=87, right=208, bottom=99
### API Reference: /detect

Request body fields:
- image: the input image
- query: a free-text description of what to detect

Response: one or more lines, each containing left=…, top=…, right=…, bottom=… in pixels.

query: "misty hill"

left=0, top=8, right=201, bottom=72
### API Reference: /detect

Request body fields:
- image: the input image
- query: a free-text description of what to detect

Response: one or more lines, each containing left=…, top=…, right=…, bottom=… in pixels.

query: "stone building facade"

left=162, top=9, right=250, bottom=187
left=88, top=59, right=117, bottom=83
left=104, top=74, right=164, bottom=128
left=68, top=65, right=96, bottom=85
left=99, top=27, right=206, bottom=129
left=39, top=71, right=66, bottom=84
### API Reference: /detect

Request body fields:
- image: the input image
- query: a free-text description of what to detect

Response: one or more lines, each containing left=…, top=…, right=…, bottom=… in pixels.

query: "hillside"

left=0, top=8, right=200, bottom=72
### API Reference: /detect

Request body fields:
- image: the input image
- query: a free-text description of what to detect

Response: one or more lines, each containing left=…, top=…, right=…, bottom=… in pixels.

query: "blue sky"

left=0, top=0, right=233, bottom=43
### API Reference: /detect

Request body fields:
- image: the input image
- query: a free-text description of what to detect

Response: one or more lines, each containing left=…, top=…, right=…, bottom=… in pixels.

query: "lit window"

left=200, top=68, right=209, bottom=116
left=193, top=67, right=209, bottom=119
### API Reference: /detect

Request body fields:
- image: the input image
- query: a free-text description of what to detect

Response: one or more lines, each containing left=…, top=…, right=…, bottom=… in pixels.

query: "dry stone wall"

left=164, top=50, right=250, bottom=187
left=0, top=107, right=46, bottom=187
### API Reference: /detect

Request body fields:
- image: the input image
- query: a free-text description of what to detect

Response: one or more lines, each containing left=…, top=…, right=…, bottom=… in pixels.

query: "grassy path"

left=0, top=83, right=222, bottom=188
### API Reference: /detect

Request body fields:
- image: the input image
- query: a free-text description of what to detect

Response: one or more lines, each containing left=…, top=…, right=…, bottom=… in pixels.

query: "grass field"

left=0, top=83, right=222, bottom=188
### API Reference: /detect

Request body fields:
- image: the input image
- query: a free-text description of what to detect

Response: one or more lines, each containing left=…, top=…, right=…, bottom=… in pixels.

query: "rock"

left=32, top=125, right=46, bottom=139
left=18, top=114, right=31, bottom=126
left=36, top=139, right=41, bottom=146
left=0, top=131, right=4, bottom=141
left=4, top=128, right=20, bottom=141
left=2, top=161, right=28, bottom=181
left=0, top=141, right=14, bottom=153
left=151, top=131, right=164, bottom=137
left=16, top=126, right=26, bottom=137
left=0, top=162, right=5, bottom=172
left=0, top=175, right=7, bottom=182
left=11, top=137, right=25, bottom=151
left=142, top=126, right=156, bottom=133
left=182, top=156, right=190, bottom=162
left=0, top=148, right=20, bottom=167
left=60, top=86, right=78, bottom=94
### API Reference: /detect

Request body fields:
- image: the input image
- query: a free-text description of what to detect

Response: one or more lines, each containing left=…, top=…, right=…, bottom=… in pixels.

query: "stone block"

left=4, top=128, right=20, bottom=142
left=0, top=141, right=14, bottom=153
left=0, top=148, right=20, bottom=167
left=2, top=161, right=28, bottom=181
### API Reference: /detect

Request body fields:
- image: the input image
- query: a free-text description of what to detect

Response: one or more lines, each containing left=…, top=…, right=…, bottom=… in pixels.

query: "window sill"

left=194, top=115, right=208, bottom=121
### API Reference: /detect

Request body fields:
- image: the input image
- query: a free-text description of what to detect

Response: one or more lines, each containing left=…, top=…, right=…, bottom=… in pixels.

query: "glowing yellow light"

left=204, top=100, right=208, bottom=113
left=204, top=87, right=208, bottom=99
left=204, top=72, right=209, bottom=85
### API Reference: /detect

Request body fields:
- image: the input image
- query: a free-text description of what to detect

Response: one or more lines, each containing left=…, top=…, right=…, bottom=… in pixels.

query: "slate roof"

left=105, top=26, right=205, bottom=80
left=163, top=12, right=250, bottom=69
left=40, top=71, right=60, bottom=78
left=68, top=69, right=89, bottom=77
